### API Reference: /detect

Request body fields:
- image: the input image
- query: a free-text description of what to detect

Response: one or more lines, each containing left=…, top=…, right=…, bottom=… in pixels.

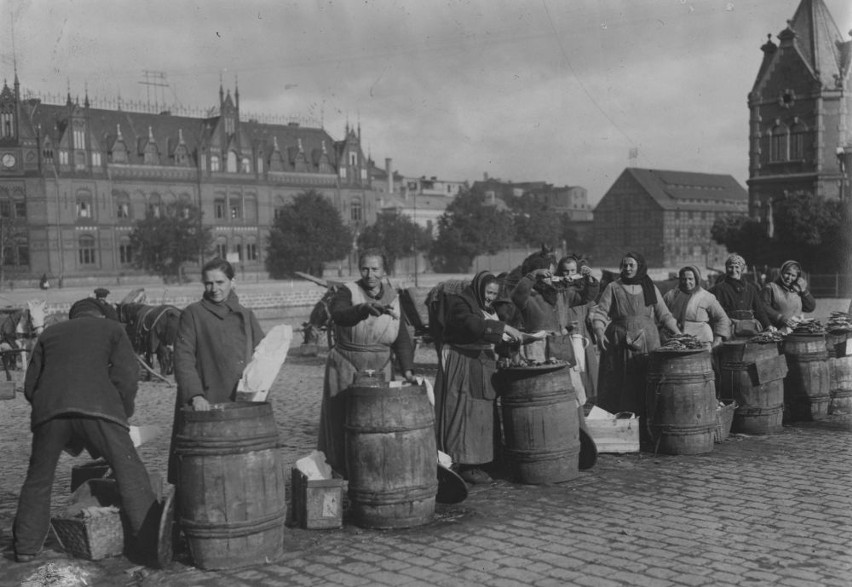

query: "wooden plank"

left=749, top=354, right=788, bottom=385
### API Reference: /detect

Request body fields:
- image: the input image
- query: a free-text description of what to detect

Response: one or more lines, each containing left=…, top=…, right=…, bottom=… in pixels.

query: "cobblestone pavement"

left=0, top=311, right=851, bottom=586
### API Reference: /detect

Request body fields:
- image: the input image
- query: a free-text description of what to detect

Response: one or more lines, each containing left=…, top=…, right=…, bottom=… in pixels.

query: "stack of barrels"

left=646, top=349, right=717, bottom=454
left=719, top=341, right=787, bottom=434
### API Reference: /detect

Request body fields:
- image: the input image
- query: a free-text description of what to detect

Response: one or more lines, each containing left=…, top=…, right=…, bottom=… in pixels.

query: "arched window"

left=119, top=237, right=133, bottom=265
left=244, top=194, right=257, bottom=222
left=232, top=237, right=243, bottom=262
left=148, top=193, right=162, bottom=218
left=274, top=195, right=286, bottom=220
left=174, top=144, right=190, bottom=166
left=350, top=197, right=362, bottom=222
left=215, top=237, right=228, bottom=260
left=179, top=193, right=193, bottom=218
left=246, top=238, right=258, bottom=262
left=78, top=235, right=96, bottom=265
left=769, top=123, right=788, bottom=162
left=111, top=139, right=127, bottom=163
left=76, top=189, right=93, bottom=219
left=143, top=140, right=159, bottom=165
left=790, top=121, right=807, bottom=161
left=114, top=190, right=131, bottom=220
left=210, top=154, right=220, bottom=172
left=241, top=157, right=251, bottom=173
left=227, top=151, right=238, bottom=173
left=229, top=194, right=242, bottom=220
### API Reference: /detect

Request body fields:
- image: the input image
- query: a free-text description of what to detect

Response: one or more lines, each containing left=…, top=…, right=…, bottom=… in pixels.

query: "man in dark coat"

left=13, top=300, right=160, bottom=564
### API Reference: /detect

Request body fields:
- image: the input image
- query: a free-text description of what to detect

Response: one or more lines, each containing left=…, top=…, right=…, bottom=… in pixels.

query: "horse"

left=0, top=299, right=62, bottom=371
left=117, top=303, right=181, bottom=377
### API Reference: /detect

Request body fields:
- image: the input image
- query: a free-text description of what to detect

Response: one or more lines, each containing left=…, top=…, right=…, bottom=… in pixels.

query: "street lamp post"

left=413, top=189, right=418, bottom=287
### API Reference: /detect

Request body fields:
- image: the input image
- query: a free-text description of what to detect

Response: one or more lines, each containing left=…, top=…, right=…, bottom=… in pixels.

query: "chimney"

left=385, top=158, right=393, bottom=194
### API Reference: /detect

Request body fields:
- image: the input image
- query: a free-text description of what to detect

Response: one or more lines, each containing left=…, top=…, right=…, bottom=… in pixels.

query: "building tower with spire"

left=747, top=0, right=851, bottom=219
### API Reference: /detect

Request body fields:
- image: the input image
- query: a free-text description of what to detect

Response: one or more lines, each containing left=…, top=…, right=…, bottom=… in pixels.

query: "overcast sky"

left=4, top=0, right=850, bottom=204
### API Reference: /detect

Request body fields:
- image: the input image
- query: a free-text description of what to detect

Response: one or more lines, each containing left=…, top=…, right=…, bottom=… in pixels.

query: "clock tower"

left=0, top=75, right=21, bottom=173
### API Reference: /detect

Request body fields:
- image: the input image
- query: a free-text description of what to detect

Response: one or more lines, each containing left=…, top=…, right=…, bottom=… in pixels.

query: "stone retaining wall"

left=42, top=289, right=326, bottom=316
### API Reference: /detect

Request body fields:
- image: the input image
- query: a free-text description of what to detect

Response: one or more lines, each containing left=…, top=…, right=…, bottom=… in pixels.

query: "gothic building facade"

left=0, top=76, right=376, bottom=284
left=747, top=0, right=851, bottom=217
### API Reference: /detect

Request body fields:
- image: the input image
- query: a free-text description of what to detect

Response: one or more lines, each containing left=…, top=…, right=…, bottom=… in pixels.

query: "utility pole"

left=412, top=186, right=418, bottom=287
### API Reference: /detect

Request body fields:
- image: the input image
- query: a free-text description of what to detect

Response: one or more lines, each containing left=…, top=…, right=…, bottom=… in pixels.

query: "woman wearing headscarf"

left=556, top=255, right=601, bottom=402
left=434, top=271, right=522, bottom=485
left=663, top=265, right=731, bottom=347
left=709, top=253, right=772, bottom=338
left=590, top=252, right=680, bottom=416
left=760, top=260, right=816, bottom=333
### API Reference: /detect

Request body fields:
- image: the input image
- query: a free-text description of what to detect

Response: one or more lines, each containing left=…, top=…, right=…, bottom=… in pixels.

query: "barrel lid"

left=155, top=485, right=176, bottom=569
left=436, top=464, right=468, bottom=504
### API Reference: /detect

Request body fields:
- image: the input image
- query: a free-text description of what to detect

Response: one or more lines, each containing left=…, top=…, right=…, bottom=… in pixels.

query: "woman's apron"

left=598, top=285, right=661, bottom=416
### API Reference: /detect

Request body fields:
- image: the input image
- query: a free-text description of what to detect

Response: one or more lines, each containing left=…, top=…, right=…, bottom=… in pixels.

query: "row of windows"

left=213, top=240, right=260, bottom=263
left=768, top=125, right=807, bottom=162
left=75, top=235, right=262, bottom=267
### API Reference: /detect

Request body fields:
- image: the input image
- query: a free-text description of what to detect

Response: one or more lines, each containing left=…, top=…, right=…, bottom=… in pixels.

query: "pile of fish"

left=826, top=311, right=852, bottom=333
left=497, top=355, right=562, bottom=369
left=748, top=330, right=785, bottom=344
left=791, top=318, right=825, bottom=335
left=659, top=333, right=705, bottom=351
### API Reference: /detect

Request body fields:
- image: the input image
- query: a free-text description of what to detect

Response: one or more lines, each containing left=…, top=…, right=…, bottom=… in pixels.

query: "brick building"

left=0, top=77, right=376, bottom=284
left=593, top=168, right=747, bottom=270
left=747, top=0, right=851, bottom=217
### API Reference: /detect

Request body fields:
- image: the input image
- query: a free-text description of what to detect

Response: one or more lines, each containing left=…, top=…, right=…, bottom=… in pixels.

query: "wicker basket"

left=51, top=510, right=126, bottom=560
left=714, top=400, right=738, bottom=443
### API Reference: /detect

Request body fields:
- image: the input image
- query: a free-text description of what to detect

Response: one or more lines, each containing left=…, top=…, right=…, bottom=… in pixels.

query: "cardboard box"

left=291, top=468, right=347, bottom=529
left=585, top=408, right=640, bottom=454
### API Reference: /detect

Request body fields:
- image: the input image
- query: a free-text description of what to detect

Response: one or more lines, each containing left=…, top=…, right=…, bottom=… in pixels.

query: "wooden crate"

left=0, top=380, right=15, bottom=400
left=290, top=468, right=346, bottom=529
left=585, top=411, right=640, bottom=454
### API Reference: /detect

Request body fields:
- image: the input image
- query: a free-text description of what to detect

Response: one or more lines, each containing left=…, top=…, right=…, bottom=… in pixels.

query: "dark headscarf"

left=776, top=260, right=802, bottom=291
left=469, top=270, right=498, bottom=311
left=620, top=251, right=657, bottom=306
left=678, top=265, right=703, bottom=295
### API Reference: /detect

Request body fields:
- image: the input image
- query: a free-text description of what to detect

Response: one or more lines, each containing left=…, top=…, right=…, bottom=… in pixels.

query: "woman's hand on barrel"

left=403, top=369, right=417, bottom=384
left=191, top=395, right=211, bottom=411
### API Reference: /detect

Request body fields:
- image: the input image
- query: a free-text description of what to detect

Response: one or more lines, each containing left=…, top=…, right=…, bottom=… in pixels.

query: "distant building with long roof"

left=593, top=168, right=748, bottom=270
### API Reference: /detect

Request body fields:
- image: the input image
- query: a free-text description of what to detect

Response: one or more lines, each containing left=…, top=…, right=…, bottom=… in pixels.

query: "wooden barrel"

left=827, top=332, right=852, bottom=415
left=345, top=374, right=437, bottom=529
left=783, top=334, right=831, bottom=421
left=494, top=364, right=579, bottom=484
left=174, top=402, right=286, bottom=570
left=719, top=341, right=786, bottom=434
left=646, top=350, right=716, bottom=455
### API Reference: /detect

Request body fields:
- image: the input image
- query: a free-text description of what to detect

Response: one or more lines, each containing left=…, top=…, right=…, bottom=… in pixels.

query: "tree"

left=711, top=192, right=849, bottom=273
left=710, top=214, right=774, bottom=268
left=130, top=202, right=212, bottom=282
left=266, top=190, right=353, bottom=278
left=508, top=194, right=564, bottom=249
left=357, top=210, right=431, bottom=275
left=429, top=190, right=514, bottom=273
